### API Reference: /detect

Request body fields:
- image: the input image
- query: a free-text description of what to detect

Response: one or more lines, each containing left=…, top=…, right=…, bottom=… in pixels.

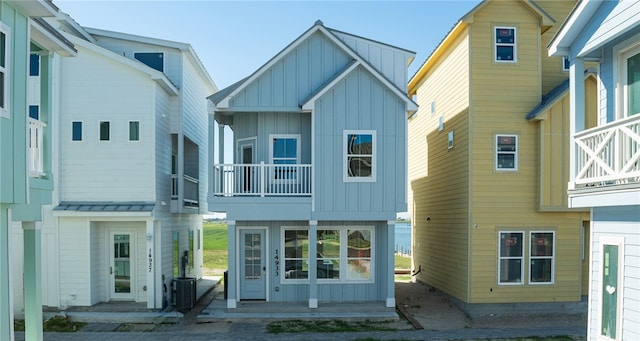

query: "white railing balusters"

left=28, top=118, right=46, bottom=176
left=574, top=115, right=640, bottom=188
left=213, top=163, right=312, bottom=197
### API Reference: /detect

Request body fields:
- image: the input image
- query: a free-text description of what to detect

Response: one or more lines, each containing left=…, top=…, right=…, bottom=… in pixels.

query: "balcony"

left=213, top=163, right=312, bottom=197
left=171, top=174, right=199, bottom=211
left=28, top=118, right=45, bottom=176
left=573, top=115, right=640, bottom=190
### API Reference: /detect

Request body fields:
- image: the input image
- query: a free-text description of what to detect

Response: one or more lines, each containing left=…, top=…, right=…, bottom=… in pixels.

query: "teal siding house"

left=208, top=21, right=416, bottom=310
left=549, top=1, right=640, bottom=340
left=0, top=1, right=75, bottom=340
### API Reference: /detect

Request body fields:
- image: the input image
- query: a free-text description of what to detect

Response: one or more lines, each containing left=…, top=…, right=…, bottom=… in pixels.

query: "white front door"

left=109, top=231, right=136, bottom=300
left=239, top=229, right=266, bottom=300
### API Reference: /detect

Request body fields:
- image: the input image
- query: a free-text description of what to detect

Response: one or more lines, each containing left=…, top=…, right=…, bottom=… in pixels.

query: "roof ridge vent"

left=315, top=20, right=324, bottom=26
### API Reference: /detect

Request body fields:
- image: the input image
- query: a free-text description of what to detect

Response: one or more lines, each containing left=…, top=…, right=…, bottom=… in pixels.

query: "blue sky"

left=56, top=0, right=480, bottom=89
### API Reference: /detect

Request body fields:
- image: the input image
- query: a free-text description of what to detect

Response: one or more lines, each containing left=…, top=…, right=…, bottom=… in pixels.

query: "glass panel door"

left=601, top=244, right=619, bottom=339
left=110, top=231, right=135, bottom=300
left=240, top=229, right=266, bottom=300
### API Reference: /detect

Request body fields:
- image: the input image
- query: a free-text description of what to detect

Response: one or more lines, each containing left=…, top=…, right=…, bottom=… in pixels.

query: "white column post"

left=386, top=220, right=396, bottom=308
left=308, top=220, right=318, bottom=308
left=146, top=220, right=156, bottom=309
left=227, top=220, right=237, bottom=308
left=569, top=57, right=585, bottom=191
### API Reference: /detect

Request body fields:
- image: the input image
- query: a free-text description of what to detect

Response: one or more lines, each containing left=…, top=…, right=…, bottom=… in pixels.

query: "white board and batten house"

left=208, top=20, right=416, bottom=310
left=10, top=14, right=217, bottom=311
left=548, top=1, right=640, bottom=340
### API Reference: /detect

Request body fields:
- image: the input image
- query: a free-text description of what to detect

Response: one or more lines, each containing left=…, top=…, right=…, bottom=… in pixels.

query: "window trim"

left=529, top=231, right=555, bottom=285
left=281, top=227, right=310, bottom=284
left=72, top=121, right=83, bottom=142
left=129, top=120, right=140, bottom=142
left=495, top=134, right=518, bottom=171
left=613, top=32, right=640, bottom=119
left=562, top=56, right=570, bottom=72
left=494, top=26, right=517, bottom=63
left=99, top=121, right=110, bottom=141
left=498, top=231, right=525, bottom=285
left=0, top=23, right=10, bottom=118
left=280, top=226, right=375, bottom=284
left=269, top=134, right=301, bottom=184
left=343, top=130, right=376, bottom=182
left=597, top=237, right=625, bottom=341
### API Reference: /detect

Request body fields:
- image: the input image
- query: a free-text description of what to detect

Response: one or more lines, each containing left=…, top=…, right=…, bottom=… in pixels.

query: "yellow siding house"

left=407, top=0, right=596, bottom=310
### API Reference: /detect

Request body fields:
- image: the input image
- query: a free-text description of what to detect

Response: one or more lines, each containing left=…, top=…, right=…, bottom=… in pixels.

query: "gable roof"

left=526, top=68, right=596, bottom=121
left=210, top=20, right=416, bottom=113
left=408, top=0, right=556, bottom=95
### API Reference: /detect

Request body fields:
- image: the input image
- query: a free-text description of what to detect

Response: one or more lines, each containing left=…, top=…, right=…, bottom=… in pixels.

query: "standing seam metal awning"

left=53, top=201, right=155, bottom=212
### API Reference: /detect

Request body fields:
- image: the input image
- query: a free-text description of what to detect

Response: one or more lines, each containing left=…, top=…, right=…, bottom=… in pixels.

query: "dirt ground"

left=394, top=279, right=588, bottom=331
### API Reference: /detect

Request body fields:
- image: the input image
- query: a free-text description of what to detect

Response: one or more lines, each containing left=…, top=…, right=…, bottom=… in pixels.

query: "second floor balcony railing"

left=28, top=118, right=45, bottom=176
left=171, top=174, right=199, bottom=207
left=213, top=163, right=312, bottom=197
left=574, top=114, right=640, bottom=188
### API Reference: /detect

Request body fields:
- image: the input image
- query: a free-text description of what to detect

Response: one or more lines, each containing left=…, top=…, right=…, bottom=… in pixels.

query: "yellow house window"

left=495, top=26, right=516, bottom=63
left=496, top=134, right=518, bottom=171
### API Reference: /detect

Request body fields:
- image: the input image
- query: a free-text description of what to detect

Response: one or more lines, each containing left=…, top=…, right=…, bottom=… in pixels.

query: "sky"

left=54, top=0, right=482, bottom=219
left=56, top=0, right=481, bottom=90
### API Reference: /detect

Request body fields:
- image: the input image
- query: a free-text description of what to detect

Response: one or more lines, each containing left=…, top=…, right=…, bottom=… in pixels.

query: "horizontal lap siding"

left=408, top=25, right=471, bottom=301
left=539, top=1, right=576, bottom=95
left=59, top=46, right=155, bottom=202
left=58, top=218, right=91, bottom=306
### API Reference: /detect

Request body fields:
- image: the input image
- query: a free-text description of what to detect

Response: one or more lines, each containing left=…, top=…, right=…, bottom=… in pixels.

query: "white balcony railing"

left=171, top=174, right=199, bottom=207
left=28, top=118, right=45, bottom=176
left=574, top=115, right=640, bottom=188
left=213, top=163, right=312, bottom=197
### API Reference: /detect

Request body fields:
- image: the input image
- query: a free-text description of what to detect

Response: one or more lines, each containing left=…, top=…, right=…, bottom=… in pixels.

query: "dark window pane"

left=134, top=52, right=163, bottom=72
left=500, top=232, right=523, bottom=257
left=72, top=121, right=82, bottom=141
left=500, top=259, right=522, bottom=283
left=495, top=28, right=514, bottom=43
left=497, top=136, right=516, bottom=151
left=348, top=156, right=372, bottom=177
left=531, top=233, right=553, bottom=256
left=317, top=260, right=339, bottom=279
left=100, top=122, right=110, bottom=141
left=273, top=138, right=296, bottom=158
left=347, top=134, right=372, bottom=155
left=129, top=121, right=140, bottom=141
left=530, top=259, right=552, bottom=283
left=30, top=54, right=40, bottom=76
left=0, top=72, right=4, bottom=109
left=29, top=105, right=39, bottom=120
left=496, top=46, right=514, bottom=61
left=0, top=32, right=5, bottom=67
left=628, top=52, right=640, bottom=115
left=497, top=154, right=515, bottom=169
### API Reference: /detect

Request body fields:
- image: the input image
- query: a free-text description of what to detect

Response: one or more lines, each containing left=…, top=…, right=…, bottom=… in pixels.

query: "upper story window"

left=344, top=130, right=376, bottom=182
left=495, top=26, right=516, bottom=63
left=0, top=24, right=10, bottom=118
left=624, top=49, right=640, bottom=116
left=129, top=121, right=140, bottom=141
left=100, top=121, right=110, bottom=141
left=562, top=56, right=570, bottom=71
left=72, top=121, right=83, bottom=141
left=30, top=54, right=40, bottom=76
left=496, top=134, right=518, bottom=171
left=270, top=135, right=300, bottom=181
left=134, top=52, right=164, bottom=72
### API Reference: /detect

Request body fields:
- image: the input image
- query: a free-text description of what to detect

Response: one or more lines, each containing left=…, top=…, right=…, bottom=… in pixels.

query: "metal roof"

left=54, top=201, right=155, bottom=212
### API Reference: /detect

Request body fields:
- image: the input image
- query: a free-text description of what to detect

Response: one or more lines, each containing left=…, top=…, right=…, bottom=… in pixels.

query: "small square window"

left=29, top=105, right=39, bottom=120
left=30, top=54, right=40, bottom=76
left=562, top=56, right=570, bottom=71
left=100, top=121, right=110, bottom=141
left=438, top=116, right=444, bottom=131
left=129, top=121, right=140, bottom=141
left=495, top=27, right=516, bottom=62
left=72, top=121, right=82, bottom=141
left=448, top=130, right=454, bottom=149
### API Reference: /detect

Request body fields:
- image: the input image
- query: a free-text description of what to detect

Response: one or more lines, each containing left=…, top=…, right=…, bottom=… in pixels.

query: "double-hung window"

left=499, top=232, right=524, bottom=284
left=495, top=26, right=516, bottom=62
left=344, top=130, right=376, bottom=182
left=496, top=134, right=518, bottom=171
left=529, top=232, right=554, bottom=284
left=270, top=135, right=300, bottom=181
left=283, top=229, right=309, bottom=280
left=0, top=24, right=10, bottom=118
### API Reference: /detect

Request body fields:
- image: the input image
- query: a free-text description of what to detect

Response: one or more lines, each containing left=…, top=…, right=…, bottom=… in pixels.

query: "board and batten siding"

left=313, top=66, right=406, bottom=218
left=331, top=30, right=413, bottom=90
left=229, top=31, right=350, bottom=110
left=588, top=206, right=640, bottom=340
left=408, top=26, right=471, bottom=301
left=59, top=44, right=156, bottom=202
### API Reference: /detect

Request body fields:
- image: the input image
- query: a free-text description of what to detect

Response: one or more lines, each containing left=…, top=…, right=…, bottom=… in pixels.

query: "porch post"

left=218, top=124, right=225, bottom=164
left=386, top=220, right=396, bottom=308
left=145, top=220, right=156, bottom=309
left=569, top=57, right=585, bottom=191
left=23, top=221, right=43, bottom=341
left=227, top=220, right=237, bottom=308
left=1, top=206, right=14, bottom=341
left=308, top=220, right=318, bottom=308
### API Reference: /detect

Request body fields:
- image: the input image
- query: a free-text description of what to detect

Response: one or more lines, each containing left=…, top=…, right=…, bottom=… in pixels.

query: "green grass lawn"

left=202, top=221, right=412, bottom=275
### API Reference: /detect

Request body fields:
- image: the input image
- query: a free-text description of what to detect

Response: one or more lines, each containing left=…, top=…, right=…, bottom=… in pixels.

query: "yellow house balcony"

left=572, top=115, right=640, bottom=191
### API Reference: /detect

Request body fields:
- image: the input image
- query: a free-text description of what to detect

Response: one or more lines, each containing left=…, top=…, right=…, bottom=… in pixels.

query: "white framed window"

left=562, top=56, right=570, bottom=71
left=344, top=130, right=376, bottom=182
left=496, top=134, right=518, bottom=171
left=129, top=121, right=140, bottom=141
left=282, top=226, right=374, bottom=283
left=0, top=23, right=10, bottom=118
left=100, top=121, right=110, bottom=141
left=598, top=237, right=624, bottom=341
left=448, top=130, right=454, bottom=149
left=269, top=134, right=300, bottom=182
left=282, top=228, right=309, bottom=282
left=622, top=46, right=640, bottom=117
left=498, top=231, right=524, bottom=285
left=529, top=231, right=554, bottom=284
left=495, top=26, right=516, bottom=63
